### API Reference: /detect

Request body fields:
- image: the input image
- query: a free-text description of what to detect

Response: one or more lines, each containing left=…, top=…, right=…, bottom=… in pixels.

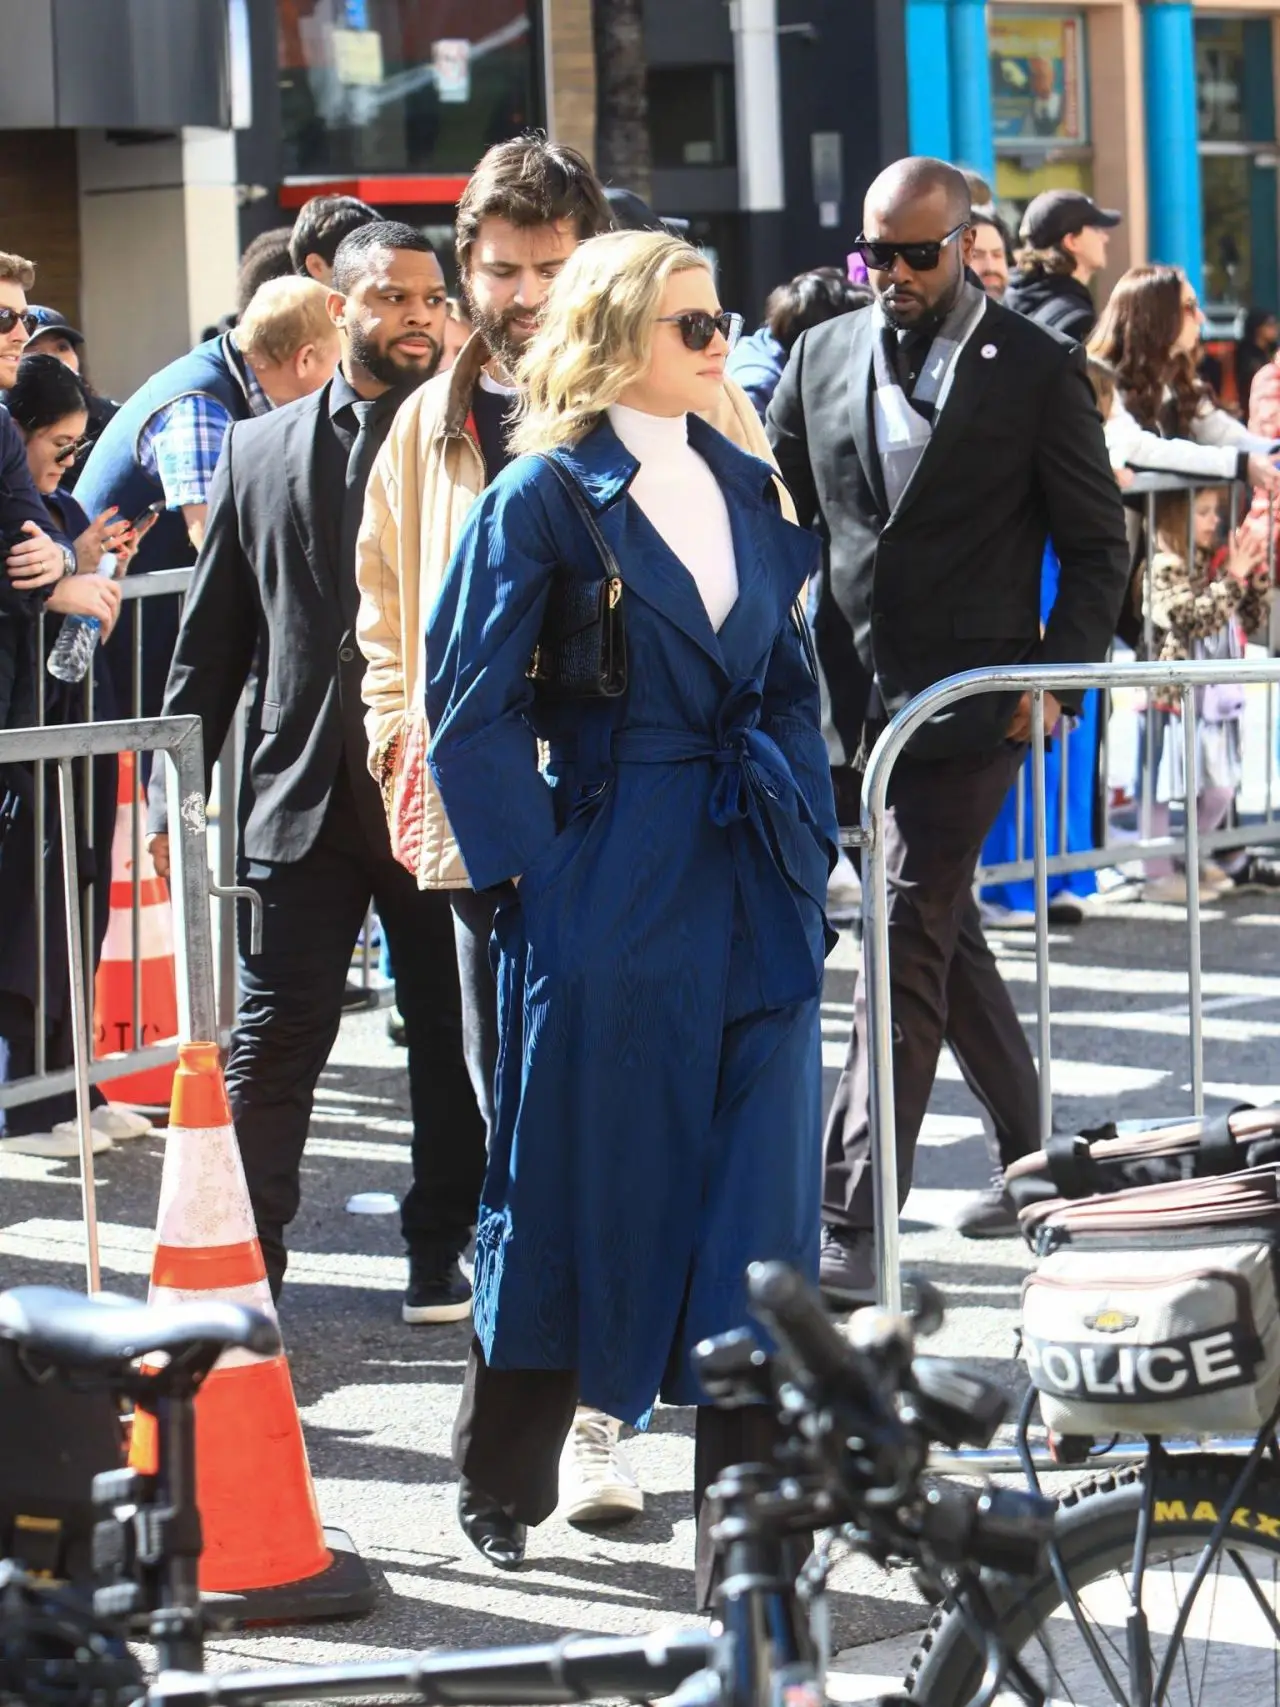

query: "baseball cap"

left=25, top=306, right=85, bottom=347
left=605, top=186, right=690, bottom=238
left=1020, top=190, right=1121, bottom=249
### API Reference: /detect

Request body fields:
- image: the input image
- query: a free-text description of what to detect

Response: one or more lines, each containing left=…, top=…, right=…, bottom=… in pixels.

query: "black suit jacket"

left=766, top=299, right=1130, bottom=762
left=147, top=381, right=386, bottom=862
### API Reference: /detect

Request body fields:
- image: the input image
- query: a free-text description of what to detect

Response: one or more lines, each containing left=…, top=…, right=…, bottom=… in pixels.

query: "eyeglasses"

left=851, top=223, right=969, bottom=273
left=656, top=310, right=743, bottom=353
left=0, top=308, right=36, bottom=337
left=52, top=437, right=88, bottom=464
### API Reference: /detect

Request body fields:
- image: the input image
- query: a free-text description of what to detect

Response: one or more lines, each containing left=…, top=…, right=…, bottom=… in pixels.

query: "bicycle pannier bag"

left=1020, top=1169, right=1280, bottom=1439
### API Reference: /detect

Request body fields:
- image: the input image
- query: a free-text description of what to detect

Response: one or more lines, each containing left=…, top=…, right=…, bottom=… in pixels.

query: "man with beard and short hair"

left=767, top=157, right=1128, bottom=1304
left=146, top=223, right=487, bottom=1324
left=970, top=210, right=1012, bottom=303
left=355, top=135, right=783, bottom=1549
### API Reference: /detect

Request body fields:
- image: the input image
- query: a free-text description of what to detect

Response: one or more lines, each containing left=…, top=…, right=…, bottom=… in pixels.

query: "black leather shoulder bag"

left=527, top=454, right=628, bottom=700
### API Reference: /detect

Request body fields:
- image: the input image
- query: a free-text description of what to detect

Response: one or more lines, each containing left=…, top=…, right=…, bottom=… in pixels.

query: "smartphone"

left=128, top=500, right=166, bottom=530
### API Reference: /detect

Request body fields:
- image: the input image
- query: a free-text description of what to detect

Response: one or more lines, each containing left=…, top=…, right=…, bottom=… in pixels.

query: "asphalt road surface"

left=3, top=886, right=1279, bottom=1698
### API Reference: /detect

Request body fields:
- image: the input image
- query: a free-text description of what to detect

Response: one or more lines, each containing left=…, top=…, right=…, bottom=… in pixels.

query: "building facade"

left=905, top=0, right=1280, bottom=325
left=0, top=0, right=914, bottom=392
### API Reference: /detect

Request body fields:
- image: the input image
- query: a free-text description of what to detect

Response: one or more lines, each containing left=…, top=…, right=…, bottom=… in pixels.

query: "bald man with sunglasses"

left=767, top=156, right=1129, bottom=1306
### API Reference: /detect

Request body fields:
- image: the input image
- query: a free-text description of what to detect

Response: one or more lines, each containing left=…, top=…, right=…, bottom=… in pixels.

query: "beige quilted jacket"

left=355, top=330, right=794, bottom=890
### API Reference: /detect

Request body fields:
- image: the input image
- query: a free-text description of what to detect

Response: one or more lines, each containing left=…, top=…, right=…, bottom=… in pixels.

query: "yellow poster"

left=990, top=13, right=1087, bottom=146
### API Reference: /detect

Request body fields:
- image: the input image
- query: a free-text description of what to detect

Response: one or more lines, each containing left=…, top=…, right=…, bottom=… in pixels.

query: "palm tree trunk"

left=593, top=0, right=652, bottom=200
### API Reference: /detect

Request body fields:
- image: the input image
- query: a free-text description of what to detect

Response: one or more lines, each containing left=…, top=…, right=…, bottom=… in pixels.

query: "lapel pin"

left=980, top=343, right=998, bottom=360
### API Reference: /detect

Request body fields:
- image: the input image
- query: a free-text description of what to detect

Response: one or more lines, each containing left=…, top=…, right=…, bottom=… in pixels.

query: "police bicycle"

left=0, top=1262, right=1058, bottom=1707
left=904, top=1355, right=1280, bottom=1706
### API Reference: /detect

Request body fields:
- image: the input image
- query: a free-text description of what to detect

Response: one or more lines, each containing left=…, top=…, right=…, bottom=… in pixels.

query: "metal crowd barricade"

left=10, top=569, right=255, bottom=1123
left=0, top=716, right=217, bottom=1292
left=974, top=473, right=1280, bottom=891
left=859, top=656, right=1280, bottom=1318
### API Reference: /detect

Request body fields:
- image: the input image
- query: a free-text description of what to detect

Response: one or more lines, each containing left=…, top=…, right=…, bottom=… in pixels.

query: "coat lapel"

left=846, top=312, right=888, bottom=520
left=283, top=390, right=339, bottom=602
left=554, top=422, right=727, bottom=674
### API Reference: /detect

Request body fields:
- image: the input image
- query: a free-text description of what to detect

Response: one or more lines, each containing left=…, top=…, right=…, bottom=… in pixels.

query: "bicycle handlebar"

left=147, top=1629, right=718, bottom=1707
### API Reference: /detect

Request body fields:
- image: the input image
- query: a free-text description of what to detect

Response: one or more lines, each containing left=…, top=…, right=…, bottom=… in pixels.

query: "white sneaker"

left=1141, top=874, right=1218, bottom=904
left=826, top=850, right=861, bottom=914
left=977, top=899, right=1036, bottom=929
left=558, top=1407, right=644, bottom=1526
left=0, top=1125, right=112, bottom=1158
left=87, top=1105, right=153, bottom=1141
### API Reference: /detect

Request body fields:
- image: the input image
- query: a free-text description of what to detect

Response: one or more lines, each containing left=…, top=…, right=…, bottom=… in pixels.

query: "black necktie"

left=897, top=330, right=932, bottom=397
left=339, top=398, right=382, bottom=615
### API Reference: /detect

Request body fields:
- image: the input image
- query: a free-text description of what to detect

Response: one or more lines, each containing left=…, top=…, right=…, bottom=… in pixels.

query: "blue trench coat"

left=426, top=414, right=839, bottom=1427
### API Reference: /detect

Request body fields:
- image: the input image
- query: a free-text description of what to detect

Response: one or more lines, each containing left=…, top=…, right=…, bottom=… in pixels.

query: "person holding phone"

left=0, top=354, right=149, bottom=1156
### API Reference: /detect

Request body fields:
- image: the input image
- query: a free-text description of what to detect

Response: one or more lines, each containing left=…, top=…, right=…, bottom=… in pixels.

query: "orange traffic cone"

left=130, top=1042, right=375, bottom=1621
left=93, top=752, right=178, bottom=1109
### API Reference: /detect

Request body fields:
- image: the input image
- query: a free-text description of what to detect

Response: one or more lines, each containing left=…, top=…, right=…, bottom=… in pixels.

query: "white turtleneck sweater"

left=607, top=402, right=739, bottom=632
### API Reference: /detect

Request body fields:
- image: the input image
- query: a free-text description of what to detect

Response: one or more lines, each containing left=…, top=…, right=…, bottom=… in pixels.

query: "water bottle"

left=47, top=553, right=115, bottom=685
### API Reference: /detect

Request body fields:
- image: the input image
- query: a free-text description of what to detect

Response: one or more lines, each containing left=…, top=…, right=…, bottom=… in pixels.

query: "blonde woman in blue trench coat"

left=426, top=229, right=839, bottom=1602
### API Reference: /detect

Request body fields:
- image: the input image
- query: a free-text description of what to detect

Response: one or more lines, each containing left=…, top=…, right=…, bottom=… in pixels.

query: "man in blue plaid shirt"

left=77, top=278, right=340, bottom=714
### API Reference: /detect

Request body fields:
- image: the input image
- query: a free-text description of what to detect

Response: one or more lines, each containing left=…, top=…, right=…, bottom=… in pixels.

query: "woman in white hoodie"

left=1088, top=264, right=1280, bottom=490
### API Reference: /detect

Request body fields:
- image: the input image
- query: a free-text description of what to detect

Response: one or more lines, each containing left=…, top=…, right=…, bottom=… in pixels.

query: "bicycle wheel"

left=907, top=1455, right=1280, bottom=1707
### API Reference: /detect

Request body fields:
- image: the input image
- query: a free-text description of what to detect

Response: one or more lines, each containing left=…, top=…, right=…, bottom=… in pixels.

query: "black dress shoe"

left=458, top=1479, right=526, bottom=1570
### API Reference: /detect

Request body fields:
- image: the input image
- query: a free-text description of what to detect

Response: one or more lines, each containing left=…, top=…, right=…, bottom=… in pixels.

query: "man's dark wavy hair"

left=455, top=134, right=611, bottom=276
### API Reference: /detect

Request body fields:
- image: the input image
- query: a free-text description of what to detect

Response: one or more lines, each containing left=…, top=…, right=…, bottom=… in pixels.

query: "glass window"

left=994, top=155, right=1093, bottom=244
left=278, top=0, right=538, bottom=178
left=646, top=67, right=737, bottom=171
left=1196, top=18, right=1275, bottom=144
left=1195, top=18, right=1278, bottom=310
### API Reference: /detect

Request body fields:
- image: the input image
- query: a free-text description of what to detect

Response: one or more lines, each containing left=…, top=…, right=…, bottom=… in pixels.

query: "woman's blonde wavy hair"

left=509, top=229, right=712, bottom=456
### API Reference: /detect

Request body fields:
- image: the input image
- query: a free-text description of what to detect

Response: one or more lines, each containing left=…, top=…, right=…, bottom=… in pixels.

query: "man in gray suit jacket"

left=768, top=157, right=1129, bottom=1304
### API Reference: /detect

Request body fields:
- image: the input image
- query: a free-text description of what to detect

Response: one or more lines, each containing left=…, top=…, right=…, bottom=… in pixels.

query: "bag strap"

left=536, top=454, right=623, bottom=582
left=1044, top=1131, right=1097, bottom=1199
left=791, top=599, right=819, bottom=681
left=541, top=452, right=819, bottom=683
left=1198, top=1103, right=1253, bottom=1173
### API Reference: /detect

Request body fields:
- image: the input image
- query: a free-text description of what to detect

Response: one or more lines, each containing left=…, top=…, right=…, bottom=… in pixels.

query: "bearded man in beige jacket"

left=355, top=137, right=793, bottom=1564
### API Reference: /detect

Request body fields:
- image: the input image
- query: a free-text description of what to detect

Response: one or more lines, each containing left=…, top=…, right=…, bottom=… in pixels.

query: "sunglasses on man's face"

left=656, top=309, right=744, bottom=353
left=851, top=223, right=968, bottom=274
left=0, top=308, right=36, bottom=337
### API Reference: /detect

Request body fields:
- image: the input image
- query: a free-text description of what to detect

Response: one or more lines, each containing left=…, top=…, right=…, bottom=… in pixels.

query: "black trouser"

left=449, top=886, right=503, bottom=1150
left=230, top=773, right=487, bottom=1294
left=452, top=1339, right=808, bottom=1611
left=824, top=744, right=1037, bottom=1229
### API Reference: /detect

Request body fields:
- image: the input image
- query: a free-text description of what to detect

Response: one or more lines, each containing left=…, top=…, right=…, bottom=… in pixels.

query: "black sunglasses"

left=0, top=308, right=37, bottom=337
left=851, top=223, right=968, bottom=274
left=53, top=436, right=89, bottom=464
left=656, top=309, right=744, bottom=353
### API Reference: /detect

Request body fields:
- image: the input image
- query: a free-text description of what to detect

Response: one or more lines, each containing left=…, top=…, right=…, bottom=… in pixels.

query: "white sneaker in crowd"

left=976, top=899, right=1036, bottom=930
left=1141, top=873, right=1218, bottom=904
left=1199, top=861, right=1235, bottom=894
left=826, top=850, right=861, bottom=919
left=0, top=1124, right=112, bottom=1158
left=558, top=1406, right=644, bottom=1526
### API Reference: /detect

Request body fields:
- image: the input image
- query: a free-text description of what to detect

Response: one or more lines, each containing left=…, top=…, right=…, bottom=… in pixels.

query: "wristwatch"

left=60, top=544, right=76, bottom=577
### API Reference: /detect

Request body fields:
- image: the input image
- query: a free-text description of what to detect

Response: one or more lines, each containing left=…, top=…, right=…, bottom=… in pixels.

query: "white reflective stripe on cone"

left=147, top=1277, right=278, bottom=1372
left=154, top=1123, right=258, bottom=1248
left=101, top=897, right=174, bottom=962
